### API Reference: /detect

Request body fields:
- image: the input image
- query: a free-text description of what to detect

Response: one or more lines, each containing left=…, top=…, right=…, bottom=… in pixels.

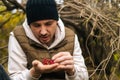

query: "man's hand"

left=30, top=60, right=58, bottom=78
left=52, top=52, right=75, bottom=76
left=30, top=52, right=75, bottom=78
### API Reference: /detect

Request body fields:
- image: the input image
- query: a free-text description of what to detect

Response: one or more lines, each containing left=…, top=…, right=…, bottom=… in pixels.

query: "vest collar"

left=29, top=37, right=68, bottom=50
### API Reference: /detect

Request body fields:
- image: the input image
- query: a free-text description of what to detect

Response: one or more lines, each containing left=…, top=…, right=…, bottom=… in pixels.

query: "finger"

left=41, top=63, right=59, bottom=73
left=54, top=55, right=73, bottom=63
left=52, top=52, right=70, bottom=60
left=53, top=64, right=74, bottom=72
left=32, top=60, right=42, bottom=68
left=55, top=65, right=73, bottom=70
left=52, top=52, right=63, bottom=60
left=64, top=65, right=74, bottom=70
left=57, top=64, right=74, bottom=72
left=60, top=60, right=74, bottom=65
left=42, top=63, right=59, bottom=69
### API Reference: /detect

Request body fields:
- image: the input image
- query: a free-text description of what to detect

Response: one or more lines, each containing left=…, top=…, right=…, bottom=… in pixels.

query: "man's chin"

left=41, top=41, right=49, bottom=45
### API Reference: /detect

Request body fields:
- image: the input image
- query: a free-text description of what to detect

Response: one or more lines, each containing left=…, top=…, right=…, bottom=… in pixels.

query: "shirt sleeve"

left=65, top=34, right=89, bottom=80
left=8, top=32, right=39, bottom=80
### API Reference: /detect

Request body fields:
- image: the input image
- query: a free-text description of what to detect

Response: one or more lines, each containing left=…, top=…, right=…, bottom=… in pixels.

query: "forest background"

left=0, top=0, right=120, bottom=80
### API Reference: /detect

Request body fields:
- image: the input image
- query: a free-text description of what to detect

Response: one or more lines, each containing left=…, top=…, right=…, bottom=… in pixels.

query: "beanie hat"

left=26, top=0, right=59, bottom=25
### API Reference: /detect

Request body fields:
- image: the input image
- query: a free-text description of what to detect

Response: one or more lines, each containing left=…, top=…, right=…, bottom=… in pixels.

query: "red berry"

left=49, top=60, right=54, bottom=64
left=42, top=58, right=49, bottom=65
left=42, top=58, right=54, bottom=65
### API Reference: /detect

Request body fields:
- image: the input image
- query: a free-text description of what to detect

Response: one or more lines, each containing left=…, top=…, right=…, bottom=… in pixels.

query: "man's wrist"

left=30, top=67, right=41, bottom=78
left=66, top=68, right=75, bottom=76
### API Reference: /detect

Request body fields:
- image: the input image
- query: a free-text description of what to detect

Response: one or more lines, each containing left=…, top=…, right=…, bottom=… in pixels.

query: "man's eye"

left=32, top=23, right=41, bottom=27
left=45, top=23, right=52, bottom=26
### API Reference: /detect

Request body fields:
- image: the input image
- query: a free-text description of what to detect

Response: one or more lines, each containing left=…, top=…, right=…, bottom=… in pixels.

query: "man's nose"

left=40, top=27, right=47, bottom=35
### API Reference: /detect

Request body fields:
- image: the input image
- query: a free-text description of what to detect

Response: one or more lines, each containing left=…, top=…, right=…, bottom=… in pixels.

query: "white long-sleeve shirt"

left=8, top=19, right=88, bottom=80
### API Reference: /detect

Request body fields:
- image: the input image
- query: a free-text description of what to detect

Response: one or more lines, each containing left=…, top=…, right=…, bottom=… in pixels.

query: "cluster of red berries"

left=42, top=58, right=54, bottom=65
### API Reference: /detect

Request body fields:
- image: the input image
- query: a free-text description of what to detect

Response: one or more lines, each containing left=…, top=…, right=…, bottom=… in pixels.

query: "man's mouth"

left=41, top=36, right=49, bottom=41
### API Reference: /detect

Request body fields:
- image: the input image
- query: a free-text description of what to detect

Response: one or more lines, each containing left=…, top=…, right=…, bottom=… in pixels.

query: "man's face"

left=30, top=20, right=57, bottom=46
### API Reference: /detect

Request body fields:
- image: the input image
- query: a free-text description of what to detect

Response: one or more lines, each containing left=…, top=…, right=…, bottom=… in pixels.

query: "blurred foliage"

left=0, top=1, right=25, bottom=68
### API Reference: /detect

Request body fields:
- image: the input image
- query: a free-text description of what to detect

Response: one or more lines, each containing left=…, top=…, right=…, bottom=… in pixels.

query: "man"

left=8, top=0, right=88, bottom=80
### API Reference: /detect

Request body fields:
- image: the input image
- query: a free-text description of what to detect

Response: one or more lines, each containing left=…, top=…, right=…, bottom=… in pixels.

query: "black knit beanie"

left=26, top=0, right=59, bottom=25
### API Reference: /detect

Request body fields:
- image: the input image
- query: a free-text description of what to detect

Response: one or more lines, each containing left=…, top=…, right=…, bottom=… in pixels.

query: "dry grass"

left=59, top=1, right=120, bottom=80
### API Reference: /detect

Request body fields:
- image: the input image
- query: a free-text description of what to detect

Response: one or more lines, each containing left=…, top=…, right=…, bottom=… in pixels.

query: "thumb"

left=32, top=60, right=38, bottom=67
left=30, top=60, right=42, bottom=77
left=32, top=60, right=40, bottom=68
left=32, top=60, right=43, bottom=74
